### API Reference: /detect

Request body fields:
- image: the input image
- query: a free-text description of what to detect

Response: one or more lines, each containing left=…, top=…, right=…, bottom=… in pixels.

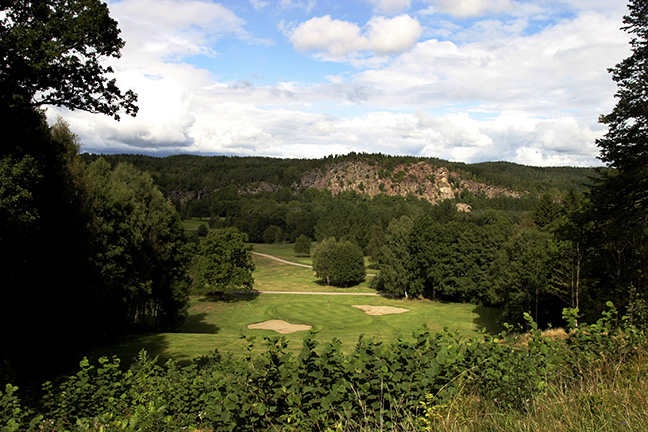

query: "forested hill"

left=81, top=152, right=602, bottom=202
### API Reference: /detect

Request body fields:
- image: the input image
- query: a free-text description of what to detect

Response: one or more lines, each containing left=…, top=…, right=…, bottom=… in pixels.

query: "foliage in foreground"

left=1, top=304, right=645, bottom=432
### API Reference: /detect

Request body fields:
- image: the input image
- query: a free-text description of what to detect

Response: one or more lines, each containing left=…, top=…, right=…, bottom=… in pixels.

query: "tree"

left=312, top=237, right=337, bottom=285
left=197, top=224, right=209, bottom=237
left=0, top=0, right=137, bottom=119
left=294, top=234, right=312, bottom=257
left=263, top=225, right=283, bottom=244
left=532, top=192, right=560, bottom=229
left=550, top=191, right=592, bottom=314
left=597, top=0, right=648, bottom=171
left=1, top=115, right=101, bottom=382
left=489, top=222, right=560, bottom=327
left=588, top=0, right=648, bottom=313
left=366, top=223, right=384, bottom=265
left=87, top=159, right=192, bottom=331
left=370, top=216, right=414, bottom=297
left=0, top=0, right=138, bottom=383
left=196, top=228, right=255, bottom=296
left=312, top=237, right=365, bottom=287
left=329, top=240, right=366, bottom=287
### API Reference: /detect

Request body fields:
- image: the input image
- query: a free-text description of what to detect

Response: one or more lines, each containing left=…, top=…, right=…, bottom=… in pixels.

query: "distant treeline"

left=80, top=152, right=601, bottom=198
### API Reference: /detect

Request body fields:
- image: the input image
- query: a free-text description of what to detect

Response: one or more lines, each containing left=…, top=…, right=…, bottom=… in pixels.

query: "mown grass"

left=253, top=242, right=313, bottom=266
left=106, top=294, right=500, bottom=366
left=253, top=242, right=377, bottom=272
left=252, top=253, right=376, bottom=292
left=100, top=241, right=500, bottom=366
left=181, top=218, right=210, bottom=230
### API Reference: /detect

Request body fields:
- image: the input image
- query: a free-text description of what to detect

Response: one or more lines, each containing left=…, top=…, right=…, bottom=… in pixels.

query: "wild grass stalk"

left=419, top=351, right=648, bottom=432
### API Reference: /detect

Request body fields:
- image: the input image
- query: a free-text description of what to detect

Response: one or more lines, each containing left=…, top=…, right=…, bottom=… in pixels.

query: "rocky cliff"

left=298, top=160, right=521, bottom=204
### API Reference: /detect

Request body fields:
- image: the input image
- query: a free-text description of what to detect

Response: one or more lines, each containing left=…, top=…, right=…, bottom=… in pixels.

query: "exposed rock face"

left=299, top=160, right=520, bottom=204
left=456, top=203, right=472, bottom=213
left=241, top=181, right=282, bottom=194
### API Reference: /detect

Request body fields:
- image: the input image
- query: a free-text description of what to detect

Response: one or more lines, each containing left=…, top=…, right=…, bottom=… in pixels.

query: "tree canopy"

left=196, top=228, right=255, bottom=296
left=0, top=1, right=147, bottom=383
left=597, top=0, right=648, bottom=171
left=87, top=158, right=192, bottom=331
left=312, top=237, right=365, bottom=287
left=586, top=0, right=648, bottom=317
left=294, top=234, right=312, bottom=257
left=0, top=0, right=137, bottom=119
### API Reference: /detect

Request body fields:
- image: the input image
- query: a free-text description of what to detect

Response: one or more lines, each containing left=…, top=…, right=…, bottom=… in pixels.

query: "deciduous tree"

left=489, top=223, right=559, bottom=327
left=370, top=216, right=414, bottom=297
left=87, top=159, right=192, bottom=330
left=294, top=234, right=312, bottom=257
left=313, top=237, right=365, bottom=287
left=196, top=228, right=255, bottom=296
left=0, top=0, right=141, bottom=383
left=312, top=237, right=337, bottom=286
left=0, top=0, right=137, bottom=119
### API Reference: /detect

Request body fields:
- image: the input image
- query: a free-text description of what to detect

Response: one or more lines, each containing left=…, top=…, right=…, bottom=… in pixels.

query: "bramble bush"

left=1, top=304, right=645, bottom=431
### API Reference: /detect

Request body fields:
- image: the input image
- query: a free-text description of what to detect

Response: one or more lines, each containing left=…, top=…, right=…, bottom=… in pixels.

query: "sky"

left=47, top=0, right=632, bottom=166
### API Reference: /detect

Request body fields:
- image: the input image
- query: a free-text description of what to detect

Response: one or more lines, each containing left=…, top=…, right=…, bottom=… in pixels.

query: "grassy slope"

left=102, top=243, right=501, bottom=365
left=422, top=350, right=648, bottom=432
left=108, top=295, right=500, bottom=366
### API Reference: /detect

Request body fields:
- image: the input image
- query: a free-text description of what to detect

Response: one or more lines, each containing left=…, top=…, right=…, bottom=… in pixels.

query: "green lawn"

left=252, top=242, right=313, bottom=266
left=252, top=253, right=376, bottom=292
left=99, top=241, right=502, bottom=365
left=252, top=242, right=377, bottom=279
left=105, top=294, right=501, bottom=365
left=181, top=218, right=210, bottom=230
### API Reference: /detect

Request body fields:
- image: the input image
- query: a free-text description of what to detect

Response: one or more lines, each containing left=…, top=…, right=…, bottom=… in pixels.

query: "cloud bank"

left=47, top=0, right=631, bottom=167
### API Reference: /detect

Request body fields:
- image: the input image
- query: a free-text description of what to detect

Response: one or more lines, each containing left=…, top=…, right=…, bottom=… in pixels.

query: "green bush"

left=3, top=305, right=646, bottom=431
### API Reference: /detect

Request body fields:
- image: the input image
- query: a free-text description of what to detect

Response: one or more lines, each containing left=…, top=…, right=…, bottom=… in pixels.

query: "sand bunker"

left=352, top=305, right=410, bottom=316
left=247, top=319, right=312, bottom=334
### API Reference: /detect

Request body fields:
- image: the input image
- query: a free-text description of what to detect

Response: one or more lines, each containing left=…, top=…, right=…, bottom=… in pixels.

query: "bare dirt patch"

left=352, top=305, right=410, bottom=316
left=247, top=319, right=312, bottom=334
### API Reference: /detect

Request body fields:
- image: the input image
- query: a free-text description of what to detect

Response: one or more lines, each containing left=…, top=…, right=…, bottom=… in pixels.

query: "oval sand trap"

left=247, top=319, right=312, bottom=334
left=352, top=305, right=410, bottom=316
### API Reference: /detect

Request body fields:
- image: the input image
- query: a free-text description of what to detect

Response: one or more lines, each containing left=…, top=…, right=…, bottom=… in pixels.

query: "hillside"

left=300, top=159, right=521, bottom=204
left=80, top=153, right=602, bottom=204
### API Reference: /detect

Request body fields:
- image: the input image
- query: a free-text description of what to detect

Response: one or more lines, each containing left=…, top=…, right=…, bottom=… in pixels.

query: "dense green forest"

left=2, top=0, right=648, bottom=431
left=81, top=151, right=628, bottom=329
left=80, top=152, right=600, bottom=202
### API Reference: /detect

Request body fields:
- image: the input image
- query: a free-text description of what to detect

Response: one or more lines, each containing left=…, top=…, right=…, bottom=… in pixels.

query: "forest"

left=1, top=0, right=648, bottom=431
left=84, top=150, right=640, bottom=330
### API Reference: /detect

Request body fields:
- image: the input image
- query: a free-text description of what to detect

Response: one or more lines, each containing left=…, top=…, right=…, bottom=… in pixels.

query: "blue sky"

left=48, top=0, right=630, bottom=166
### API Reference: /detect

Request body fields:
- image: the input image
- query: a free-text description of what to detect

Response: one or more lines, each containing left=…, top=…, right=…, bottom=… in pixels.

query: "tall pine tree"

left=588, top=0, right=648, bottom=316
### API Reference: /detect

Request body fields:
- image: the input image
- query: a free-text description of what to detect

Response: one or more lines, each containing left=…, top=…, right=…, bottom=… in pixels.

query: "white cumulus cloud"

left=288, top=14, right=422, bottom=59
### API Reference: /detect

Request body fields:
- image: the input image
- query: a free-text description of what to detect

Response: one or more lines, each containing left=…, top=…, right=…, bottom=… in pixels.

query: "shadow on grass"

left=473, top=305, right=504, bottom=335
left=180, top=312, right=220, bottom=334
left=91, top=332, right=171, bottom=369
left=313, top=278, right=367, bottom=289
left=197, top=290, right=261, bottom=303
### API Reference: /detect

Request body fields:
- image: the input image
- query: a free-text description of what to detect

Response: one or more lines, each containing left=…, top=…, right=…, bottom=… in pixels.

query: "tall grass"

left=418, top=349, right=648, bottom=432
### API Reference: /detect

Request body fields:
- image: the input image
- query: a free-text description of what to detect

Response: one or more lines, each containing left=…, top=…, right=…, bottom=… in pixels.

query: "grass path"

left=251, top=251, right=312, bottom=268
left=253, top=290, right=388, bottom=296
